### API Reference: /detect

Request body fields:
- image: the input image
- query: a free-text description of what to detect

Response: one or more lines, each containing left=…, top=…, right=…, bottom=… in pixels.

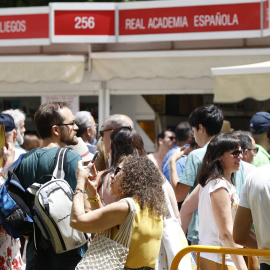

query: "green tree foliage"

left=0, top=0, right=142, bottom=7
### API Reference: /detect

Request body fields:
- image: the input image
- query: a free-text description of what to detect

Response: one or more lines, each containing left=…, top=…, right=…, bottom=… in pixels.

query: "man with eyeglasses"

left=148, top=129, right=176, bottom=171
left=162, top=121, right=193, bottom=184
left=233, top=131, right=258, bottom=163
left=99, top=114, right=134, bottom=155
left=16, top=102, right=88, bottom=270
left=75, top=111, right=97, bottom=154
left=233, top=131, right=257, bottom=179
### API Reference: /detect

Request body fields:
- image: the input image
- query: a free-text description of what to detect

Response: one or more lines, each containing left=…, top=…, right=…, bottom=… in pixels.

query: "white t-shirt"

left=242, top=160, right=257, bottom=179
left=14, top=148, right=26, bottom=162
left=239, top=164, right=270, bottom=265
left=199, top=178, right=239, bottom=267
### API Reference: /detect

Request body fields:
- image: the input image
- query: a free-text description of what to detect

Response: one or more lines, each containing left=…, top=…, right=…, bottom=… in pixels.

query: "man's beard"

left=16, top=130, right=24, bottom=145
left=60, top=130, right=78, bottom=146
left=90, top=133, right=96, bottom=144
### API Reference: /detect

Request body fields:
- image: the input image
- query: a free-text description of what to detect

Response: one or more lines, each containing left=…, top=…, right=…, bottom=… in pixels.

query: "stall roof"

left=0, top=55, right=85, bottom=84
left=1, top=49, right=270, bottom=98
left=212, top=61, right=270, bottom=103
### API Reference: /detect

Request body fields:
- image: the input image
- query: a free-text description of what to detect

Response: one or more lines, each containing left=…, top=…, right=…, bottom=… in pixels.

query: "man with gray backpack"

left=16, top=102, right=88, bottom=270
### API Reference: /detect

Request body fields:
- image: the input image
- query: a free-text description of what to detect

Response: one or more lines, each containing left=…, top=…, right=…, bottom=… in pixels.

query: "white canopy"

left=212, top=61, right=270, bottom=103
left=0, top=55, right=85, bottom=84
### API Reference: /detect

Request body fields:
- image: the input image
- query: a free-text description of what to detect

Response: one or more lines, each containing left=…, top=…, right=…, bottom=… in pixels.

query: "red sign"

left=0, top=14, right=49, bottom=39
left=54, top=10, right=115, bottom=36
left=0, top=1, right=269, bottom=45
left=119, top=3, right=261, bottom=36
left=263, top=0, right=269, bottom=30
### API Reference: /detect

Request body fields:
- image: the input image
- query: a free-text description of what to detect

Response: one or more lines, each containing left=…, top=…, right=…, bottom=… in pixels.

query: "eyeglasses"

left=99, top=125, right=132, bottom=137
left=94, top=124, right=98, bottom=129
left=247, top=147, right=259, bottom=154
left=54, top=121, right=76, bottom=127
left=168, top=136, right=176, bottom=141
left=112, top=126, right=132, bottom=134
left=114, top=167, right=126, bottom=176
left=231, top=149, right=243, bottom=158
left=99, top=128, right=114, bottom=137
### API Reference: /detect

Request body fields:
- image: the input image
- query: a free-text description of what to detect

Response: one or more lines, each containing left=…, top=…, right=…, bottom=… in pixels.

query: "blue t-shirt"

left=180, top=143, right=245, bottom=243
left=162, top=145, right=188, bottom=184
left=85, top=142, right=96, bottom=155
left=16, top=147, right=87, bottom=269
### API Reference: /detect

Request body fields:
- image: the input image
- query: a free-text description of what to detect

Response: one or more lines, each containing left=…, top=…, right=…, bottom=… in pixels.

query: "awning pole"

left=98, top=89, right=105, bottom=126
left=105, top=89, right=110, bottom=119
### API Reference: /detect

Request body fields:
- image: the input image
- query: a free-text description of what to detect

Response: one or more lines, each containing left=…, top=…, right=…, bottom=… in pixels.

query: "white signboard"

left=41, top=96, right=79, bottom=115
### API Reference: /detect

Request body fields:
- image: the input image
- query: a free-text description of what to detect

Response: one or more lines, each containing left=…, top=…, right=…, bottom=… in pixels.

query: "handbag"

left=75, top=197, right=136, bottom=270
left=156, top=185, right=196, bottom=270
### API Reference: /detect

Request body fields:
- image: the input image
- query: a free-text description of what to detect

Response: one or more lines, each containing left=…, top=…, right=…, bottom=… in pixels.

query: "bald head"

left=102, top=114, right=134, bottom=153
left=104, top=114, right=134, bottom=130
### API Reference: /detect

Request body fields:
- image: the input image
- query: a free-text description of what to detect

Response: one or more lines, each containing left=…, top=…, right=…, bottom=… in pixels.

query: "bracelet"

left=87, top=194, right=100, bottom=203
left=74, top=188, right=84, bottom=196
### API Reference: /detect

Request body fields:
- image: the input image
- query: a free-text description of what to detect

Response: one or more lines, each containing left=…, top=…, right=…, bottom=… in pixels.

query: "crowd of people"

left=0, top=102, right=270, bottom=270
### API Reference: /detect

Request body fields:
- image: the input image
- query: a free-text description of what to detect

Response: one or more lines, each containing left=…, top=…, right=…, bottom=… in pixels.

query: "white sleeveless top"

left=198, top=178, right=239, bottom=267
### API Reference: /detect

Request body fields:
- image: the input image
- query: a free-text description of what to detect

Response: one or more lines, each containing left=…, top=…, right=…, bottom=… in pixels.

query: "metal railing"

left=171, top=245, right=270, bottom=270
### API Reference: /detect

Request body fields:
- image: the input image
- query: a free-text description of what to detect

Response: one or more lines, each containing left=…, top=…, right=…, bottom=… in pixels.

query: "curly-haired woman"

left=180, top=133, right=247, bottom=270
left=71, top=155, right=167, bottom=270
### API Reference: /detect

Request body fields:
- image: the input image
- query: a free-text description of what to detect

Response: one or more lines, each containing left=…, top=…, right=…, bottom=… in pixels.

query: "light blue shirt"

left=85, top=142, right=96, bottom=154
left=162, top=145, right=187, bottom=184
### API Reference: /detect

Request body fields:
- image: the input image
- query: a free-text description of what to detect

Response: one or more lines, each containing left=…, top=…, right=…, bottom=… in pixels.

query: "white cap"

left=67, top=137, right=93, bottom=161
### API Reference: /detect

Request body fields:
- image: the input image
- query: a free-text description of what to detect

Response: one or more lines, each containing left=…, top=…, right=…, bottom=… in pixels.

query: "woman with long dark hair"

left=97, top=126, right=146, bottom=205
left=180, top=133, right=247, bottom=270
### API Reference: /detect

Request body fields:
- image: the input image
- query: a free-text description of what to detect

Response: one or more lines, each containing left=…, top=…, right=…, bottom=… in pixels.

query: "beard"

left=16, top=130, right=24, bottom=145
left=60, top=129, right=78, bottom=146
left=90, top=133, right=96, bottom=144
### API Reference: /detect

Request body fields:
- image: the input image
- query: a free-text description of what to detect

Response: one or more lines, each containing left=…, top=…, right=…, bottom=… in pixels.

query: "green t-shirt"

left=16, top=147, right=87, bottom=269
left=252, top=144, right=270, bottom=167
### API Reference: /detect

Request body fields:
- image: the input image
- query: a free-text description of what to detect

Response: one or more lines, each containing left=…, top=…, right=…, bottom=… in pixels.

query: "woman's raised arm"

left=70, top=161, right=129, bottom=233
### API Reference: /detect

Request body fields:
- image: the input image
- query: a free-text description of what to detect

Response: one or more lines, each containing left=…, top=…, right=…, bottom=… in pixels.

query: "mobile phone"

left=83, top=151, right=99, bottom=166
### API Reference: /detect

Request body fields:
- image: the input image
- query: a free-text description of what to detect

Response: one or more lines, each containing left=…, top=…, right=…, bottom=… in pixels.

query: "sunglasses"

left=100, top=126, right=132, bottom=138
left=99, top=126, right=132, bottom=137
left=168, top=136, right=176, bottom=141
left=231, top=149, right=243, bottom=158
left=247, top=147, right=259, bottom=154
left=114, top=167, right=126, bottom=176
left=99, top=128, right=114, bottom=137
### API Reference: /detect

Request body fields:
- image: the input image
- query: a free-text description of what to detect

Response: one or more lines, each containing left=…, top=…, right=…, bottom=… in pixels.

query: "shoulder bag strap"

left=51, top=147, right=69, bottom=180
left=162, top=184, right=176, bottom=219
left=113, top=197, right=137, bottom=248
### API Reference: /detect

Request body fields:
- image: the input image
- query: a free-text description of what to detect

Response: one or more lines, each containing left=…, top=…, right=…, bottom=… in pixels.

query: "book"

left=0, top=125, right=6, bottom=168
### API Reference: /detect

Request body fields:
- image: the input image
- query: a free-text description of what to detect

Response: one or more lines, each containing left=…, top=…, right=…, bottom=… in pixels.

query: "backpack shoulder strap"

left=51, top=147, right=70, bottom=180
